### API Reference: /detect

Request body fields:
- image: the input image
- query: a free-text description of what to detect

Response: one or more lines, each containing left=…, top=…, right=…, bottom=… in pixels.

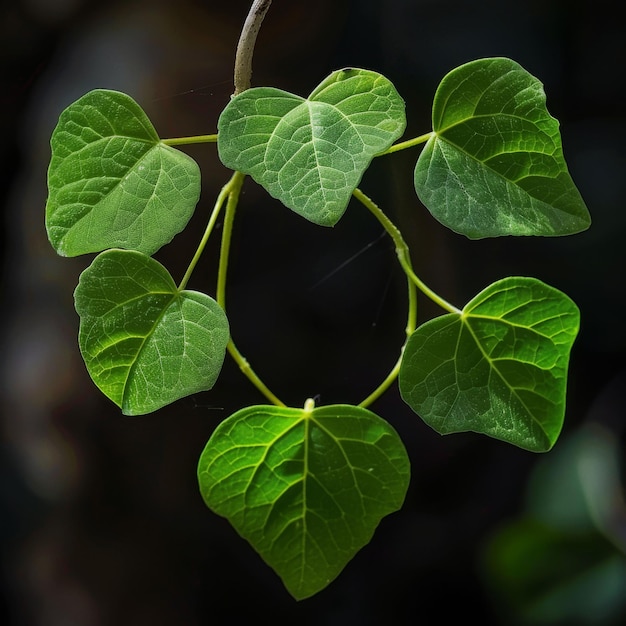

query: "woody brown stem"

left=233, top=0, right=272, bottom=95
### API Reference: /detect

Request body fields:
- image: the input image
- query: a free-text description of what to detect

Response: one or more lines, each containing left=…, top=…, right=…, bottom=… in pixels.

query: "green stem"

left=178, top=176, right=233, bottom=291
left=162, top=134, right=218, bottom=147
left=352, top=188, right=461, bottom=315
left=216, top=171, right=287, bottom=407
left=216, top=172, right=245, bottom=308
left=358, top=337, right=408, bottom=410
left=226, top=341, right=287, bottom=408
left=377, top=131, right=434, bottom=156
left=404, top=262, right=462, bottom=315
left=352, top=190, right=417, bottom=409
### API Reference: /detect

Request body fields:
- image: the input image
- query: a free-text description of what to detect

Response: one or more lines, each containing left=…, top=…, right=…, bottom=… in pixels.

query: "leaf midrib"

left=458, top=313, right=554, bottom=443
left=430, top=129, right=573, bottom=225
left=436, top=113, right=558, bottom=162
left=53, top=135, right=160, bottom=206
left=58, top=141, right=173, bottom=251
left=120, top=289, right=180, bottom=411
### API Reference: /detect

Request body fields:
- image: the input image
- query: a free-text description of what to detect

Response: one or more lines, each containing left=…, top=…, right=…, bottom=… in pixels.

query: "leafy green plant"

left=44, top=0, right=590, bottom=600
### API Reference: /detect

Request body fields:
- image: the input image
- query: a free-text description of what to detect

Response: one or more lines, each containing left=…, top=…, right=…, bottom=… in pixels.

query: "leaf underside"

left=74, top=249, right=229, bottom=415
left=197, top=403, right=410, bottom=599
left=414, top=57, right=591, bottom=238
left=399, top=277, right=580, bottom=451
left=46, top=89, right=200, bottom=257
left=217, top=68, right=406, bottom=226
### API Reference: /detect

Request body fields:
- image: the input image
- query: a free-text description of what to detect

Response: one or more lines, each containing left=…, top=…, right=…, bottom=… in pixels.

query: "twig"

left=233, top=0, right=273, bottom=95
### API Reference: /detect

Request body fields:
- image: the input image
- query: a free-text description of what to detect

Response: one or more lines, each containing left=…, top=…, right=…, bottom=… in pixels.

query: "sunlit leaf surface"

left=75, top=249, right=229, bottom=415
left=218, top=69, right=406, bottom=226
left=198, top=403, right=410, bottom=599
left=399, top=277, right=580, bottom=451
left=414, top=58, right=590, bottom=238
left=46, top=90, right=200, bottom=256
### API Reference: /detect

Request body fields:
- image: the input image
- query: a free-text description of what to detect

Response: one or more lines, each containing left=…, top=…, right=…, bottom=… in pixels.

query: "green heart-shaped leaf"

left=46, top=89, right=201, bottom=257
left=398, top=277, right=580, bottom=451
left=414, top=58, right=591, bottom=238
left=217, top=68, right=406, bottom=226
left=197, top=402, right=410, bottom=599
left=74, top=249, right=229, bottom=415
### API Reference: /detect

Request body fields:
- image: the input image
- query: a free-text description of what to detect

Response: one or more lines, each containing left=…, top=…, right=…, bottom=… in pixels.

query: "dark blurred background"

left=1, top=0, right=625, bottom=624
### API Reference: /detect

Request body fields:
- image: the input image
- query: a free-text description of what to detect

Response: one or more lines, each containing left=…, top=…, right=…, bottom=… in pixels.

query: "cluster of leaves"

left=45, top=57, right=589, bottom=599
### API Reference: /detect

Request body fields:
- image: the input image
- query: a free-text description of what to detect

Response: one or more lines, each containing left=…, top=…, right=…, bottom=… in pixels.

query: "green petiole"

left=352, top=188, right=461, bottom=315
left=162, top=134, right=218, bottom=146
